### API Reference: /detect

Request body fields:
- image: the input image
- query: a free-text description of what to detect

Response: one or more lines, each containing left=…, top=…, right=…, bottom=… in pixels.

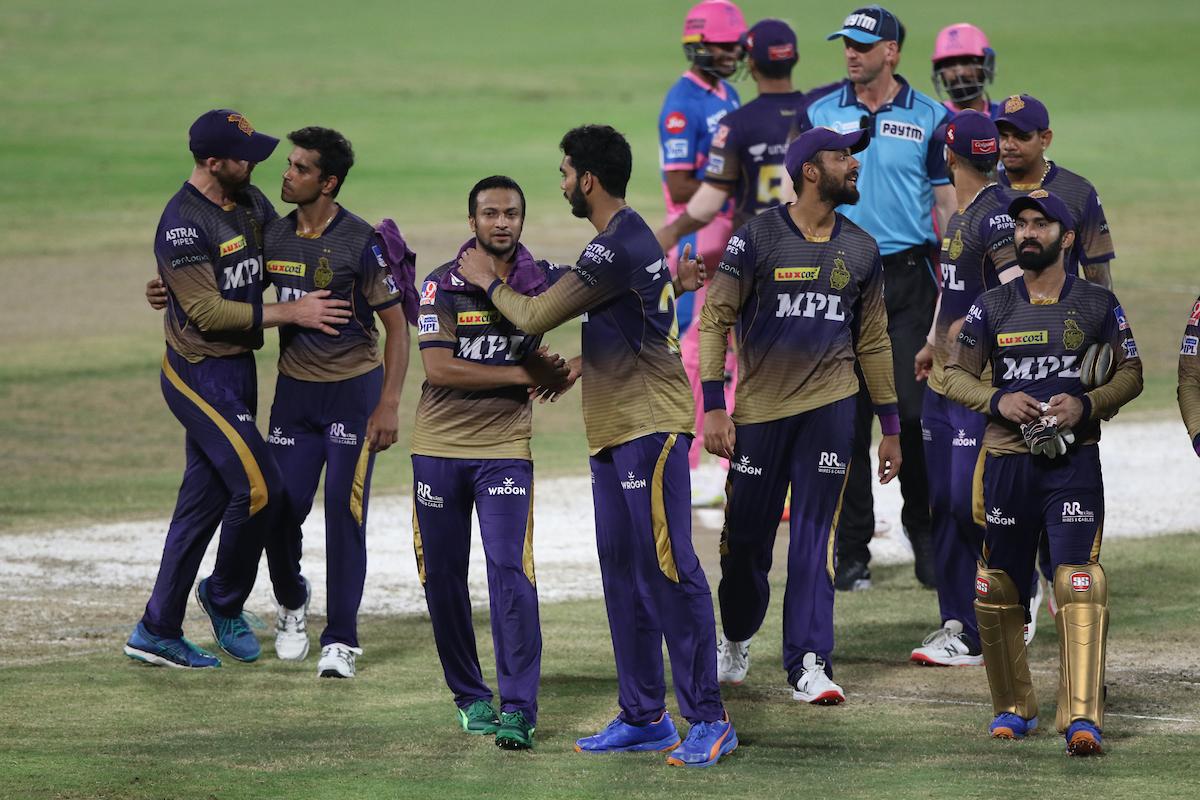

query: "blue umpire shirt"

left=802, top=75, right=951, bottom=256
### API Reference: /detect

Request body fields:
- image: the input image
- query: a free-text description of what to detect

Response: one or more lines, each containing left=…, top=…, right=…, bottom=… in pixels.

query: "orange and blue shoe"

left=666, top=712, right=737, bottom=768
left=1065, top=720, right=1103, bottom=756
left=990, top=712, right=1038, bottom=739
left=574, top=712, right=680, bottom=753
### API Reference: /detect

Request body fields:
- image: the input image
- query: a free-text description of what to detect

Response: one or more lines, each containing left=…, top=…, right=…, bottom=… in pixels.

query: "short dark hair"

left=287, top=127, right=354, bottom=197
left=559, top=125, right=632, bottom=199
left=959, top=151, right=999, bottom=177
left=468, top=175, right=526, bottom=218
left=754, top=57, right=796, bottom=80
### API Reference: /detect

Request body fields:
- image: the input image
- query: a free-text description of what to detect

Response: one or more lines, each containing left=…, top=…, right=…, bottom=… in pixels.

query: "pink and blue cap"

left=683, top=0, right=748, bottom=44
left=932, top=23, right=991, bottom=62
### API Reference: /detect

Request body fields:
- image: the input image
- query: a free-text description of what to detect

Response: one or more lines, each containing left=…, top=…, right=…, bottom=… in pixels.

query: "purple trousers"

left=717, top=396, right=855, bottom=682
left=142, top=348, right=282, bottom=638
left=922, top=387, right=986, bottom=647
left=590, top=432, right=724, bottom=725
left=412, top=455, right=541, bottom=723
left=982, top=446, right=1105, bottom=606
left=265, top=367, right=381, bottom=648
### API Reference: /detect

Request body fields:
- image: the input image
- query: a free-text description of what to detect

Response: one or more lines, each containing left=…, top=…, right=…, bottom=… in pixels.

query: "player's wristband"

left=877, top=411, right=900, bottom=437
left=1079, top=394, right=1094, bottom=423
left=485, top=278, right=504, bottom=300
left=701, top=380, right=726, bottom=412
left=989, top=390, right=1004, bottom=417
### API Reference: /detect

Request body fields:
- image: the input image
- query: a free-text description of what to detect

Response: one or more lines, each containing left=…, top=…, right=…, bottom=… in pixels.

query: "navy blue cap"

left=995, top=94, right=1050, bottom=133
left=1008, top=189, right=1075, bottom=233
left=939, top=110, right=999, bottom=158
left=744, top=19, right=797, bottom=66
left=785, top=126, right=869, bottom=177
left=826, top=6, right=902, bottom=44
left=188, top=109, right=279, bottom=163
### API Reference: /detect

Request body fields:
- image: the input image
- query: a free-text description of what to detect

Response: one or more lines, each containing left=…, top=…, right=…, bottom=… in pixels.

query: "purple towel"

left=444, top=238, right=548, bottom=296
left=373, top=218, right=419, bottom=325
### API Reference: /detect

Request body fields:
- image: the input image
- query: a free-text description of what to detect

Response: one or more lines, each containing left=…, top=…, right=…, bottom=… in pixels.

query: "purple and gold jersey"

left=944, top=275, right=1142, bottom=455
left=154, top=183, right=277, bottom=362
left=698, top=205, right=897, bottom=424
left=486, top=208, right=694, bottom=454
left=264, top=208, right=401, bottom=383
left=999, top=162, right=1114, bottom=276
left=1177, top=296, right=1200, bottom=444
left=929, top=184, right=1018, bottom=393
left=414, top=245, right=558, bottom=461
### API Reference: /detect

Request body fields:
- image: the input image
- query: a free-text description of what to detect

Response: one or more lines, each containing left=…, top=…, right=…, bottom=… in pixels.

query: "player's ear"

left=1060, top=226, right=1076, bottom=251
left=1040, top=129, right=1053, bottom=150
left=323, top=174, right=340, bottom=197
left=468, top=215, right=478, bottom=234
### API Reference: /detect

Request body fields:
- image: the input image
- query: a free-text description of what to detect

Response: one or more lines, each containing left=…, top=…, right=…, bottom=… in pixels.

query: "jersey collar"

left=837, top=74, right=914, bottom=111
left=682, top=70, right=730, bottom=101
left=1016, top=271, right=1076, bottom=304
left=778, top=203, right=843, bottom=242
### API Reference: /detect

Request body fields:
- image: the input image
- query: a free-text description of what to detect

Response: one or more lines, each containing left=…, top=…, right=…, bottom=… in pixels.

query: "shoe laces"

left=921, top=626, right=953, bottom=647
left=466, top=700, right=497, bottom=722
left=500, top=711, right=528, bottom=727
left=277, top=608, right=306, bottom=634
left=682, top=720, right=721, bottom=744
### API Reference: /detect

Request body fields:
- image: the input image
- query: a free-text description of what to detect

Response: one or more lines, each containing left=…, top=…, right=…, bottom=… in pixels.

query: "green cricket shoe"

left=458, top=699, right=500, bottom=735
left=495, top=710, right=535, bottom=750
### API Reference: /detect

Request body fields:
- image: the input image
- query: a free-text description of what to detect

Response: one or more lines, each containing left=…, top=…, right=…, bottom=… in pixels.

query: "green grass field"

left=2, top=1, right=1200, bottom=796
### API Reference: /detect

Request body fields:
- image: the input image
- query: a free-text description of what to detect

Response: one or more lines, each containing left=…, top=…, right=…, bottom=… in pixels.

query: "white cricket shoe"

left=317, top=643, right=362, bottom=678
left=716, top=635, right=750, bottom=684
left=910, top=619, right=983, bottom=666
left=274, top=576, right=311, bottom=661
left=791, top=652, right=845, bottom=705
left=1026, top=577, right=1044, bottom=645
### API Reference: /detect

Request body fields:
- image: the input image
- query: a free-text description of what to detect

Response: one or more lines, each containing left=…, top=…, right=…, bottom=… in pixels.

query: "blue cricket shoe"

left=124, top=622, right=221, bottom=669
left=1065, top=720, right=1103, bottom=756
left=195, top=578, right=261, bottom=662
left=666, top=712, right=738, bottom=767
left=574, top=711, right=681, bottom=753
left=990, top=712, right=1038, bottom=739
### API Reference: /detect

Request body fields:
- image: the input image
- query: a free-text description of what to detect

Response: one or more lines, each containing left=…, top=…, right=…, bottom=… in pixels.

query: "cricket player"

left=1178, top=295, right=1200, bottom=454
left=260, top=127, right=410, bottom=680
left=700, top=125, right=900, bottom=699
left=996, top=94, right=1115, bottom=288
left=943, top=190, right=1142, bottom=755
left=806, top=6, right=956, bottom=592
left=126, top=110, right=351, bottom=669
left=413, top=176, right=572, bottom=751
left=456, top=125, right=736, bottom=767
left=659, top=0, right=745, bottom=483
left=912, top=111, right=1018, bottom=667
left=931, top=23, right=1001, bottom=117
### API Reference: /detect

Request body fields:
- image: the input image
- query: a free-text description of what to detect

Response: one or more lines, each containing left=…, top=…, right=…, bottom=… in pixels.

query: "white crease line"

left=869, top=693, right=1199, bottom=724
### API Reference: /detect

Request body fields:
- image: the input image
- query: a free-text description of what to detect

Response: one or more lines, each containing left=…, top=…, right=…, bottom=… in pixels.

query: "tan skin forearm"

left=421, top=346, right=533, bottom=391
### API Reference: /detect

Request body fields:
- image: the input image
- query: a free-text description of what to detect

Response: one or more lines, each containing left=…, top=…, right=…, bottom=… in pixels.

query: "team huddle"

left=127, top=0, right=1194, bottom=767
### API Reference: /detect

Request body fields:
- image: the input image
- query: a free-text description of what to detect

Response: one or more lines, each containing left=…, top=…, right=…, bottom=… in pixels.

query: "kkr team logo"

left=620, top=472, right=648, bottom=490
left=830, top=255, right=851, bottom=290
left=487, top=477, right=528, bottom=496
left=416, top=482, right=444, bottom=509
left=948, top=229, right=964, bottom=260
left=1063, top=319, right=1085, bottom=351
left=314, top=257, right=333, bottom=289
left=817, top=451, right=846, bottom=475
left=729, top=455, right=763, bottom=476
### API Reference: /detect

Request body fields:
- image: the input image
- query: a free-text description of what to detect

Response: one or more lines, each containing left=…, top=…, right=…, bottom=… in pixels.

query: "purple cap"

left=939, top=110, right=999, bottom=158
left=1008, top=189, right=1076, bottom=233
left=995, top=94, right=1050, bottom=133
left=744, top=19, right=797, bottom=66
left=784, top=126, right=869, bottom=177
left=826, top=6, right=902, bottom=44
left=188, top=109, right=279, bottom=163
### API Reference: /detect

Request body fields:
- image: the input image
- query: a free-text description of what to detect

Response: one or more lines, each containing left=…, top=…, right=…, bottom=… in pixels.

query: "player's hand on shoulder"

left=997, top=391, right=1042, bottom=424
left=703, top=409, right=735, bottom=460
left=457, top=247, right=498, bottom=289
left=146, top=277, right=168, bottom=310
left=290, top=289, right=352, bottom=336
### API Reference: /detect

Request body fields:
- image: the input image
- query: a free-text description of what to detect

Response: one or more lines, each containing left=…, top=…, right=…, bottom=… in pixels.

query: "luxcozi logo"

left=620, top=471, right=648, bottom=490
left=1001, top=355, right=1079, bottom=380
left=416, top=482, right=444, bottom=509
left=487, top=476, right=528, bottom=496
left=222, top=255, right=263, bottom=290
left=729, top=455, right=763, bottom=476
left=817, top=451, right=846, bottom=475
left=776, top=292, right=845, bottom=320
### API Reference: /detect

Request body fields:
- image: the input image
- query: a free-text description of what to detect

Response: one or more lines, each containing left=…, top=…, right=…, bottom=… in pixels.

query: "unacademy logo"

left=986, top=507, right=1015, bottom=526
left=621, top=471, right=648, bottom=490
left=268, top=427, right=295, bottom=446
left=817, top=451, right=847, bottom=475
left=730, top=455, right=763, bottom=476
left=487, top=476, right=528, bottom=496
left=951, top=429, right=978, bottom=447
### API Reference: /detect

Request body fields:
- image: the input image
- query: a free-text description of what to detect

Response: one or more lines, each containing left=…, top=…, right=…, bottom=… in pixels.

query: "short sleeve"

left=416, top=277, right=457, bottom=349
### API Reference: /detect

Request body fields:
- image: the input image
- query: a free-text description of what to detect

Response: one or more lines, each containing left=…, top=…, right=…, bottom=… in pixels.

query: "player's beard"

left=817, top=166, right=860, bottom=206
left=567, top=182, right=590, bottom=219
left=1016, top=233, right=1065, bottom=272
left=478, top=232, right=517, bottom=260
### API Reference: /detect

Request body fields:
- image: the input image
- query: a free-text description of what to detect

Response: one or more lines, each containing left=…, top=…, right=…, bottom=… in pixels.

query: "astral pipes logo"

left=621, top=472, right=648, bottom=490
left=487, top=477, right=528, bottom=496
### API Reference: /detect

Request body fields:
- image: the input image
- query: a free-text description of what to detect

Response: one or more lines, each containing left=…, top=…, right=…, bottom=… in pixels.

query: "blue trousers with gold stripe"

left=982, top=446, right=1105, bottom=608
left=143, top=348, right=282, bottom=639
left=590, top=432, right=725, bottom=725
left=412, top=455, right=541, bottom=724
left=265, top=367, right=381, bottom=649
left=717, top=396, right=855, bottom=682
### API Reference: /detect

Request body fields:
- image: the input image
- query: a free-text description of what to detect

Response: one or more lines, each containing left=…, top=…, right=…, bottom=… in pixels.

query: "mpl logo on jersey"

left=458, top=334, right=528, bottom=361
left=329, top=423, right=358, bottom=446
left=1001, top=355, right=1079, bottom=380
left=487, top=477, right=528, bottom=496
left=268, top=427, right=295, bottom=446
left=996, top=330, right=1048, bottom=347
left=774, top=267, right=821, bottom=282
left=1061, top=501, right=1095, bottom=524
left=986, top=507, right=1015, bottom=526
left=222, top=256, right=263, bottom=290
left=416, top=482, right=444, bottom=509
left=776, top=292, right=845, bottom=321
left=817, top=451, right=847, bottom=475
left=278, top=286, right=307, bottom=302
left=457, top=310, right=499, bottom=326
left=665, top=112, right=687, bottom=134
left=620, top=471, right=648, bottom=491
left=1070, top=571, right=1092, bottom=592
left=267, top=260, right=306, bottom=277
left=219, top=235, right=247, bottom=258
left=940, top=262, right=965, bottom=291
left=951, top=429, right=977, bottom=447
left=729, top=455, right=763, bottom=476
